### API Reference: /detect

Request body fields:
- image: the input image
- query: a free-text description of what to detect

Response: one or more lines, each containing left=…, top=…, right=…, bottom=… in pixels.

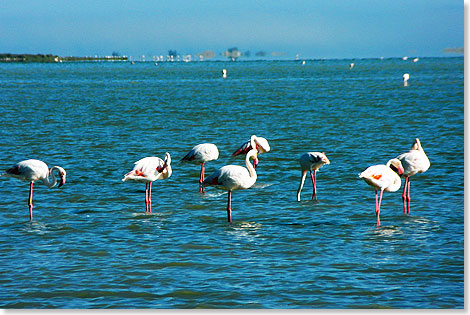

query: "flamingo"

left=396, top=138, right=431, bottom=214
left=1, top=159, right=66, bottom=221
left=403, top=73, right=410, bottom=86
left=122, top=152, right=172, bottom=214
left=202, top=145, right=259, bottom=223
left=359, top=158, right=404, bottom=226
left=232, top=135, right=270, bottom=167
left=222, top=69, right=227, bottom=78
left=297, top=152, right=330, bottom=202
left=181, top=143, right=219, bottom=193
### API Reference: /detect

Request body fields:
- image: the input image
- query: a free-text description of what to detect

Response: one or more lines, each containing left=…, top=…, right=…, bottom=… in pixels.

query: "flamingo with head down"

left=1, top=159, right=66, bottom=221
left=181, top=143, right=219, bottom=193
left=122, top=152, right=172, bottom=214
left=359, top=158, right=404, bottom=226
left=297, top=152, right=330, bottom=202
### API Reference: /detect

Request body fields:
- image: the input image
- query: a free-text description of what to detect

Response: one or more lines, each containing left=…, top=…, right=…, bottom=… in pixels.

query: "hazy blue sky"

left=0, top=0, right=463, bottom=59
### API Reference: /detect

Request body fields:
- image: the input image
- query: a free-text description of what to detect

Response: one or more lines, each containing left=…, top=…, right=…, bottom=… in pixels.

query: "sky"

left=0, top=0, right=464, bottom=59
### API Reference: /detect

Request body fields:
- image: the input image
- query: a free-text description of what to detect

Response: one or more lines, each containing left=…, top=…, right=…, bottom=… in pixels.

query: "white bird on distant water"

left=297, top=152, right=330, bottom=202
left=1, top=159, right=66, bottom=221
left=232, top=135, right=270, bottom=167
left=122, top=153, right=172, bottom=214
left=181, top=143, right=219, bottom=193
left=359, top=158, right=404, bottom=226
left=349, top=63, right=355, bottom=69
left=203, top=140, right=259, bottom=222
left=222, top=69, right=227, bottom=78
left=413, top=58, right=419, bottom=63
left=403, top=73, right=410, bottom=86
left=396, top=138, right=430, bottom=215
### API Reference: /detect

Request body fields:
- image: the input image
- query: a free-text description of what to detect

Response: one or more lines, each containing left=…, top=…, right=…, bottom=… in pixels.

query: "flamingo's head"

left=387, top=158, right=404, bottom=176
left=58, top=168, right=67, bottom=188
left=321, top=152, right=330, bottom=165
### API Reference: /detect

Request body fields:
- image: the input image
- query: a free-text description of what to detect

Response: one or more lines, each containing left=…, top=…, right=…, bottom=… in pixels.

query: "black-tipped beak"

left=58, top=175, right=66, bottom=188
left=253, top=158, right=259, bottom=169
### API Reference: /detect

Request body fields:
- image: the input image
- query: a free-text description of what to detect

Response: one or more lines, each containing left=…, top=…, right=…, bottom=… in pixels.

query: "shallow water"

left=0, top=58, right=464, bottom=308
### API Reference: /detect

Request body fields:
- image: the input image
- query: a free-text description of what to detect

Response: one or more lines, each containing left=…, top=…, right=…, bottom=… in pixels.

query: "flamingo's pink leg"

left=28, top=182, right=34, bottom=221
left=402, top=176, right=409, bottom=214
left=200, top=163, right=205, bottom=194
left=226, top=190, right=232, bottom=222
left=406, top=179, right=411, bottom=215
left=148, top=182, right=152, bottom=214
left=145, top=183, right=149, bottom=213
left=375, top=189, right=384, bottom=226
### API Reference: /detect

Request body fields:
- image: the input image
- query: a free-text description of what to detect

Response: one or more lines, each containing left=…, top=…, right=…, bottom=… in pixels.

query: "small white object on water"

left=301, top=60, right=306, bottom=65
left=413, top=58, right=419, bottom=63
left=403, top=73, right=410, bottom=86
left=222, top=69, right=227, bottom=78
left=402, top=56, right=408, bottom=61
left=349, top=63, right=355, bottom=69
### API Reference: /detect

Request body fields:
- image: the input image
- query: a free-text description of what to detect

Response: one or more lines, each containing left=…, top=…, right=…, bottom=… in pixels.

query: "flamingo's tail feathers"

left=122, top=171, right=134, bottom=181
left=180, top=151, right=195, bottom=162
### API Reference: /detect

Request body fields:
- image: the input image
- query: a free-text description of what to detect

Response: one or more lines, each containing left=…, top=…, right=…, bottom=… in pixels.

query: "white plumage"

left=122, top=152, right=172, bottom=213
left=232, top=135, right=270, bottom=157
left=297, top=152, right=330, bottom=201
left=1, top=159, right=66, bottom=221
left=203, top=147, right=258, bottom=222
left=181, top=143, right=219, bottom=193
left=396, top=138, right=430, bottom=214
left=359, top=158, right=404, bottom=226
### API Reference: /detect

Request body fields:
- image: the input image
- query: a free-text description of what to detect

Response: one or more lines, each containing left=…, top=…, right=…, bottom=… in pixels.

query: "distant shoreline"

left=0, top=53, right=463, bottom=63
left=0, top=53, right=128, bottom=63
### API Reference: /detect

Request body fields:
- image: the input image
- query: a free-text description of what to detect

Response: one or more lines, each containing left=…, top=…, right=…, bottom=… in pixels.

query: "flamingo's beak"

left=58, top=173, right=66, bottom=187
left=253, top=157, right=259, bottom=169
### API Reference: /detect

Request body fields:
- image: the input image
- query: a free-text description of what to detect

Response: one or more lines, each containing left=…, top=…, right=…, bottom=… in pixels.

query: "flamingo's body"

left=403, top=73, right=410, bottom=86
left=1, top=159, right=66, bottom=221
left=396, top=138, right=430, bottom=214
left=232, top=135, right=270, bottom=167
left=181, top=143, right=219, bottom=193
left=122, top=153, right=172, bottom=214
left=359, top=158, right=404, bottom=226
left=203, top=140, right=259, bottom=222
left=297, top=152, right=330, bottom=201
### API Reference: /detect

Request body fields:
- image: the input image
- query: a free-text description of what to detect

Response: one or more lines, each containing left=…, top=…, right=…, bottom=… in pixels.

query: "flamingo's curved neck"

left=43, top=167, right=59, bottom=188
left=245, top=149, right=258, bottom=180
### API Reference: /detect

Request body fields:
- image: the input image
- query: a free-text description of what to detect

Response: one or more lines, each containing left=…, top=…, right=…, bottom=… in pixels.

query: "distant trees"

left=222, top=47, right=242, bottom=61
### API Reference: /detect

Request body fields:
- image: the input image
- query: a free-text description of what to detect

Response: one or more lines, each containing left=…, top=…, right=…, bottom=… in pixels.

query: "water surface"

left=0, top=58, right=464, bottom=308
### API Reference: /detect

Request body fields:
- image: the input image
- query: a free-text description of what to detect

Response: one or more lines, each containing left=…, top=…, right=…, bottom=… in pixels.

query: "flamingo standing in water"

left=181, top=143, right=219, bottom=193
left=359, top=158, right=404, bottom=226
left=297, top=152, right=330, bottom=202
left=1, top=159, right=67, bottom=221
left=203, top=143, right=259, bottom=222
left=396, top=138, right=431, bottom=214
left=403, top=73, right=410, bottom=86
left=232, top=135, right=270, bottom=167
left=122, top=152, right=172, bottom=214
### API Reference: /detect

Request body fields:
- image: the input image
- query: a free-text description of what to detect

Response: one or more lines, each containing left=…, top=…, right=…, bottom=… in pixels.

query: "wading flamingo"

left=202, top=146, right=259, bottom=222
left=232, top=135, right=270, bottom=167
left=297, top=152, right=330, bottom=202
left=396, top=138, right=431, bottom=214
left=403, top=73, right=410, bottom=86
left=1, top=159, right=66, bottom=221
left=359, top=158, right=404, bottom=226
left=122, top=152, right=172, bottom=214
left=181, top=143, right=219, bottom=193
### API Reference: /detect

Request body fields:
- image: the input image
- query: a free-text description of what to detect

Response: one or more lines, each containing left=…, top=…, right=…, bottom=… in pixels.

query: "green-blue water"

left=0, top=58, right=464, bottom=308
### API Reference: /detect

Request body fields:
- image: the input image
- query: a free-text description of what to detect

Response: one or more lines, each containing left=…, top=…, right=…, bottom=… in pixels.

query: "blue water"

left=0, top=58, right=464, bottom=308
